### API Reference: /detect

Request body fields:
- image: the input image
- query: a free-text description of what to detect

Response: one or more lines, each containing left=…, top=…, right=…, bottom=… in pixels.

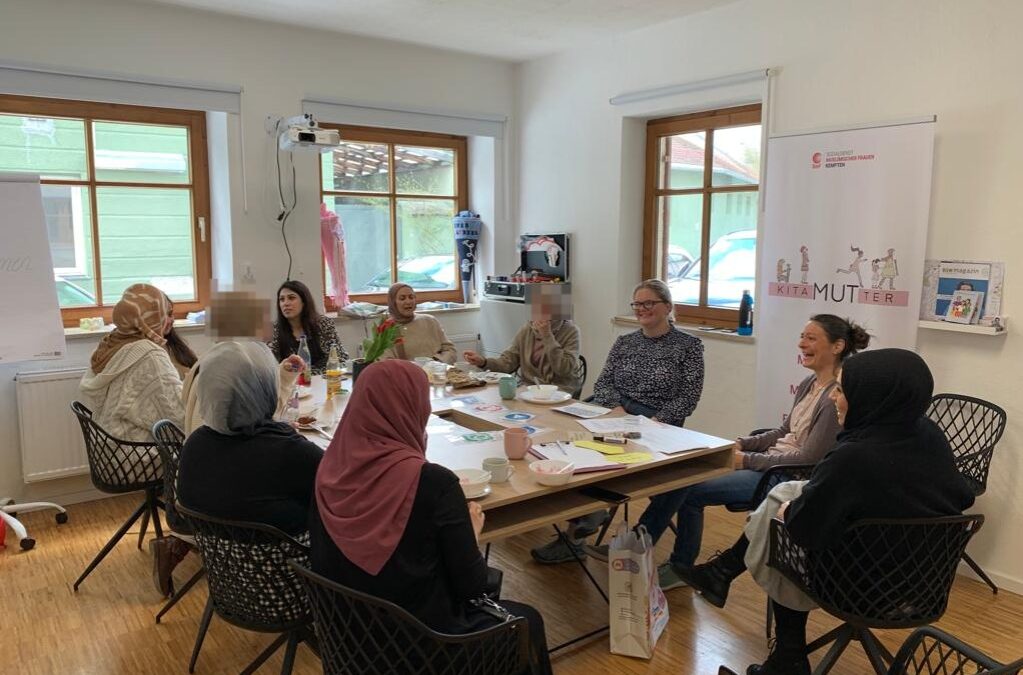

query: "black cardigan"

left=785, top=417, right=975, bottom=551
left=309, top=463, right=488, bottom=634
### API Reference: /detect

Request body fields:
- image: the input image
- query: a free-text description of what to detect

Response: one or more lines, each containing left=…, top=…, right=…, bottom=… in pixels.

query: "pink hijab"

left=314, top=360, right=431, bottom=575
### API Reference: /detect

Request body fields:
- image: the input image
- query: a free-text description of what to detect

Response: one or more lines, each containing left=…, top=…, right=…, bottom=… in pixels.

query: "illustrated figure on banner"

left=835, top=245, right=866, bottom=287
left=870, top=259, right=881, bottom=288
left=799, top=245, right=810, bottom=284
left=776, top=258, right=792, bottom=283
left=320, top=203, right=350, bottom=308
left=878, top=248, right=899, bottom=289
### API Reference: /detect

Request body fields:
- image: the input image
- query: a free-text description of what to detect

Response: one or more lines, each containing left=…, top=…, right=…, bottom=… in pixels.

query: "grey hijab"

left=196, top=341, right=279, bottom=436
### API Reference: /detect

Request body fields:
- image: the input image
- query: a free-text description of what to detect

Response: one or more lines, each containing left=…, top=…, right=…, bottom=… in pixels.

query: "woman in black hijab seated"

left=736, top=348, right=975, bottom=675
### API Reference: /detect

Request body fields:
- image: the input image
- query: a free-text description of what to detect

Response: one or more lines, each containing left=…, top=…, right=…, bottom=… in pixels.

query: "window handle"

left=198, top=216, right=207, bottom=243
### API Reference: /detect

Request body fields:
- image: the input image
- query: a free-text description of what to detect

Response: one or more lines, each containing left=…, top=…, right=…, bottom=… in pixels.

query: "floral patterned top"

left=591, top=326, right=705, bottom=427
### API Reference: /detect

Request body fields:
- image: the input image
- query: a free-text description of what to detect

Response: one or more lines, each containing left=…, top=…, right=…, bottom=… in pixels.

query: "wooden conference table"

left=299, top=375, right=733, bottom=545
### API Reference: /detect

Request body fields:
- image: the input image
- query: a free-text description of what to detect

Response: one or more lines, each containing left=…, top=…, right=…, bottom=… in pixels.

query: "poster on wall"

left=0, top=173, right=66, bottom=364
left=755, top=120, right=935, bottom=427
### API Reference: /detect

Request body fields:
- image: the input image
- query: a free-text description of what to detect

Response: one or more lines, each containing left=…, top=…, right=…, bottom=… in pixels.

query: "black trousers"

left=468, top=600, right=553, bottom=675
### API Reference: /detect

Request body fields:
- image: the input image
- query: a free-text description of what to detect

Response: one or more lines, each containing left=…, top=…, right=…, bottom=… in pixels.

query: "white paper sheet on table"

left=631, top=427, right=732, bottom=455
left=531, top=442, right=626, bottom=473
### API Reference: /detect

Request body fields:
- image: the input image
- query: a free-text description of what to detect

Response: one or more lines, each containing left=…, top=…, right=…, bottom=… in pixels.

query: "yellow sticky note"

left=605, top=452, right=653, bottom=464
left=574, top=440, right=625, bottom=455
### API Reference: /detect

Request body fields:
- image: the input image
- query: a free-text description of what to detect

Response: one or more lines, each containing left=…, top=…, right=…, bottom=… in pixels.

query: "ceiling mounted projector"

left=275, top=114, right=341, bottom=153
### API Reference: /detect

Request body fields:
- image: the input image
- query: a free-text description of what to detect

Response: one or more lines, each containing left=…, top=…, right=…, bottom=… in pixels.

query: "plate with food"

left=474, top=371, right=506, bottom=384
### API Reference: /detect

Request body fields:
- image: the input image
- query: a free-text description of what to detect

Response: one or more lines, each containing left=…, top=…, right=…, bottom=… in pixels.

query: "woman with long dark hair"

left=268, top=280, right=347, bottom=374
left=162, top=297, right=198, bottom=378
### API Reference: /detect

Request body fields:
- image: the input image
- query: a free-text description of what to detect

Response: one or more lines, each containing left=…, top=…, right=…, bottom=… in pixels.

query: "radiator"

left=448, top=333, right=480, bottom=356
left=16, top=368, right=89, bottom=483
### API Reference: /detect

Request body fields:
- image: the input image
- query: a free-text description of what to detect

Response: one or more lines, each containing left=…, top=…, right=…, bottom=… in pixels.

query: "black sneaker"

left=746, top=645, right=811, bottom=675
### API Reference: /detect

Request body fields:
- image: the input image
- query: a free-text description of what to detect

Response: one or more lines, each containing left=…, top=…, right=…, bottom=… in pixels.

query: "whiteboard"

left=0, top=173, right=67, bottom=363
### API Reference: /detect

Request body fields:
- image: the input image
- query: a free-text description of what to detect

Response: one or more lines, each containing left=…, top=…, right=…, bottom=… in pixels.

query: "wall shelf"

left=918, top=319, right=1007, bottom=336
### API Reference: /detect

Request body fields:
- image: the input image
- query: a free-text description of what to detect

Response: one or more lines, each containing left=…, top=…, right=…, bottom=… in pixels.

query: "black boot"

left=746, top=645, right=811, bottom=675
left=677, top=546, right=746, bottom=608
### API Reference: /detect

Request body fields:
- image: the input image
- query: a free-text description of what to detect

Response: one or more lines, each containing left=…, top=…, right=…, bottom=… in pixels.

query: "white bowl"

left=529, top=459, right=575, bottom=486
left=527, top=384, right=559, bottom=400
left=453, top=468, right=492, bottom=496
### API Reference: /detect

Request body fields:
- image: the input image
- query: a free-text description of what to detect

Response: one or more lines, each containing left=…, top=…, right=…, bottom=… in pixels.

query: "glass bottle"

left=297, top=334, right=312, bottom=386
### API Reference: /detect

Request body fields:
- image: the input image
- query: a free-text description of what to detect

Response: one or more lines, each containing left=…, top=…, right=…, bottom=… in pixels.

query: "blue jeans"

left=638, top=469, right=764, bottom=567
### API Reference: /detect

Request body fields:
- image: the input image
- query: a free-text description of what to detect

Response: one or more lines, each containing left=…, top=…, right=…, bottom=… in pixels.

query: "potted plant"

left=352, top=317, right=403, bottom=381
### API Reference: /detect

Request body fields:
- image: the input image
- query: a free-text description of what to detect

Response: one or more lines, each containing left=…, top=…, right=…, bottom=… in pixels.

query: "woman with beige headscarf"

left=79, top=284, right=184, bottom=442
left=380, top=283, right=456, bottom=364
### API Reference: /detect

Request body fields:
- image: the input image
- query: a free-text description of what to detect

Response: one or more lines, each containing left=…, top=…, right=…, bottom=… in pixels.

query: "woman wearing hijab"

left=730, top=349, right=975, bottom=675
left=176, top=341, right=323, bottom=534
left=80, top=283, right=184, bottom=442
left=380, top=283, right=457, bottom=364
left=310, top=360, right=552, bottom=674
left=462, top=284, right=583, bottom=394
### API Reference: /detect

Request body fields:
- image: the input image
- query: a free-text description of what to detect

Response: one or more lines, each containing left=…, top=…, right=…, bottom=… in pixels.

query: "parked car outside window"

left=668, top=229, right=756, bottom=308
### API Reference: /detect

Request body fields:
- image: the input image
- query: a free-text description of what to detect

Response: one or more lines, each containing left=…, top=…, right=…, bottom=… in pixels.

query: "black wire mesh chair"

left=176, top=503, right=315, bottom=675
left=151, top=420, right=205, bottom=624
left=571, top=355, right=587, bottom=401
left=70, top=401, right=165, bottom=591
left=926, top=393, right=1007, bottom=594
left=768, top=514, right=985, bottom=674
left=888, top=626, right=1023, bottom=675
left=289, top=561, right=531, bottom=675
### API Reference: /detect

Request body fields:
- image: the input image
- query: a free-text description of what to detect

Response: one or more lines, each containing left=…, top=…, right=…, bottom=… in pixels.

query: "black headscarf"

left=839, top=348, right=933, bottom=437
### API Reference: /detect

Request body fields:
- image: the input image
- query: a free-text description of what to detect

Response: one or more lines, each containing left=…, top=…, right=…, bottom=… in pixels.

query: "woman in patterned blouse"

left=268, top=280, right=348, bottom=375
left=531, top=279, right=705, bottom=564
left=590, top=279, right=705, bottom=426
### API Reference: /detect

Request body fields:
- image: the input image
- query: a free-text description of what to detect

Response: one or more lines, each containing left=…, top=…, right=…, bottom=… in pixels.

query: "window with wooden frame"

left=643, top=104, right=761, bottom=327
left=0, top=94, right=211, bottom=327
left=318, top=125, right=467, bottom=310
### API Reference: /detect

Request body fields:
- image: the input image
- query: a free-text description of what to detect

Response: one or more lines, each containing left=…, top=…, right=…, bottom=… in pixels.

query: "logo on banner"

left=769, top=244, right=908, bottom=307
left=810, top=148, right=877, bottom=170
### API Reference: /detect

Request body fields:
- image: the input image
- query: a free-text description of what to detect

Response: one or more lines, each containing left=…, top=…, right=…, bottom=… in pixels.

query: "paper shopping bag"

left=608, top=524, right=669, bottom=658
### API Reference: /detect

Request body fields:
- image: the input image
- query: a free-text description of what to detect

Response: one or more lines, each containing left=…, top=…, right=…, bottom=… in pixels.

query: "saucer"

left=517, top=390, right=572, bottom=405
left=464, top=484, right=492, bottom=500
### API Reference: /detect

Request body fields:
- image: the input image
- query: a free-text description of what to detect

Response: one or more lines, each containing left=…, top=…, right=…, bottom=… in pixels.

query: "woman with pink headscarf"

left=310, top=360, right=551, bottom=674
left=80, top=283, right=184, bottom=442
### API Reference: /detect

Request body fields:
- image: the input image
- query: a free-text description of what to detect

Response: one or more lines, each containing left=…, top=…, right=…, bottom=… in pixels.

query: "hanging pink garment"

left=320, top=202, right=350, bottom=308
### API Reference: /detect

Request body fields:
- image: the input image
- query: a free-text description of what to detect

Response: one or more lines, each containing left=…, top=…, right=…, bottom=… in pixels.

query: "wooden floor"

left=3, top=494, right=1022, bottom=674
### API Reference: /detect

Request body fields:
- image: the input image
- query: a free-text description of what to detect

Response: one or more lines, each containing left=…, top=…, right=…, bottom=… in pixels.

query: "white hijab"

left=195, top=341, right=279, bottom=436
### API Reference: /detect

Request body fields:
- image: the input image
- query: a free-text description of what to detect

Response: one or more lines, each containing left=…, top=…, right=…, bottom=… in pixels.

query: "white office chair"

left=1, top=498, right=67, bottom=550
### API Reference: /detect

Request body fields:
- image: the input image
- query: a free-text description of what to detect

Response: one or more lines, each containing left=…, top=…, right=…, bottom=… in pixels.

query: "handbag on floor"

left=608, top=524, right=669, bottom=659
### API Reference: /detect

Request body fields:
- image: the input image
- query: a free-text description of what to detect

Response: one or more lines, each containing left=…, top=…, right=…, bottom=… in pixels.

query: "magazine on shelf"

left=920, top=259, right=1005, bottom=326
left=944, top=290, right=984, bottom=324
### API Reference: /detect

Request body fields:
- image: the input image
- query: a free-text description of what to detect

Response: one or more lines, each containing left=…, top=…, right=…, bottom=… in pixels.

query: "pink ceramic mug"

left=503, top=428, right=532, bottom=460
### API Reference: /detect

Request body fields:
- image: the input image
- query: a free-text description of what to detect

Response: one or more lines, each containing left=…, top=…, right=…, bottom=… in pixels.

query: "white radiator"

left=448, top=333, right=480, bottom=356
left=16, top=368, right=89, bottom=483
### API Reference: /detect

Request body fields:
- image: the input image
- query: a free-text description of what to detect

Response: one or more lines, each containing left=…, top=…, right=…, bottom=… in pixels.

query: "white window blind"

left=303, top=97, right=506, bottom=139
left=0, top=61, right=241, bottom=113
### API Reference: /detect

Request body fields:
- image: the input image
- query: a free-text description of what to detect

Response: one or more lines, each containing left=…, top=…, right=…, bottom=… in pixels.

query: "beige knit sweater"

left=381, top=313, right=457, bottom=364
left=484, top=321, right=583, bottom=394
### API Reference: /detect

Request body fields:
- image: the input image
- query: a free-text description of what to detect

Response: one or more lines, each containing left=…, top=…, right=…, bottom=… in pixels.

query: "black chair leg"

left=764, top=598, right=774, bottom=642
left=156, top=566, right=205, bottom=624
left=857, top=628, right=892, bottom=675
left=240, top=633, right=289, bottom=675
left=963, top=551, right=999, bottom=594
left=149, top=491, right=164, bottom=541
left=668, top=517, right=678, bottom=536
left=74, top=499, right=149, bottom=591
left=138, top=507, right=151, bottom=550
left=279, top=631, right=301, bottom=675
left=189, top=595, right=215, bottom=674
left=811, top=624, right=853, bottom=675
left=593, top=504, right=620, bottom=546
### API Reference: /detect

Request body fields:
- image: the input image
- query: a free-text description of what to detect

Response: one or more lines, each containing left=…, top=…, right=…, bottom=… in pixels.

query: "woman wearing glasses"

left=530, top=279, right=705, bottom=564
left=590, top=279, right=705, bottom=425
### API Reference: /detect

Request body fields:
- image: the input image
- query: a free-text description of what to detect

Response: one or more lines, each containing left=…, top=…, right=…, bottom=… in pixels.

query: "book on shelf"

left=920, top=259, right=1004, bottom=326
left=944, top=290, right=984, bottom=324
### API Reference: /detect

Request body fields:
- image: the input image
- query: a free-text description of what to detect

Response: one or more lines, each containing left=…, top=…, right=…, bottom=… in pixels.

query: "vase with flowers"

left=352, top=317, right=403, bottom=382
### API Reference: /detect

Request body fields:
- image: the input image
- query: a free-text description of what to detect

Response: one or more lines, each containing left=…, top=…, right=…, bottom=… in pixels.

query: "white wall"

left=518, top=0, right=1023, bottom=591
left=0, top=0, right=512, bottom=503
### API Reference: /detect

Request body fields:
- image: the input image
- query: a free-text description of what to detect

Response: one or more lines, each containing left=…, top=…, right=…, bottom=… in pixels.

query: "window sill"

left=612, top=316, right=755, bottom=343
left=64, top=320, right=205, bottom=341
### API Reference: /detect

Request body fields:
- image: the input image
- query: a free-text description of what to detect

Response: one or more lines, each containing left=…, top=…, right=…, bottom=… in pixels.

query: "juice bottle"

left=325, top=345, right=342, bottom=399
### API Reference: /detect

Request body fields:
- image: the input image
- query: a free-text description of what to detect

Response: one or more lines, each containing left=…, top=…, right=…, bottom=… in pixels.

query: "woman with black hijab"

left=734, top=348, right=975, bottom=675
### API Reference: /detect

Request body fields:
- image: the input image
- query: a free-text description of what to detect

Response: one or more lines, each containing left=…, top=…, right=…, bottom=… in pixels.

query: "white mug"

left=482, top=457, right=515, bottom=482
